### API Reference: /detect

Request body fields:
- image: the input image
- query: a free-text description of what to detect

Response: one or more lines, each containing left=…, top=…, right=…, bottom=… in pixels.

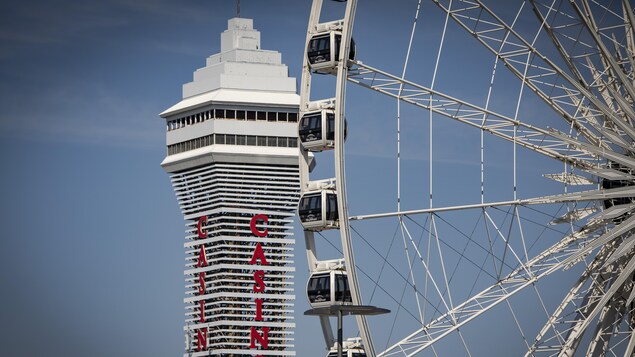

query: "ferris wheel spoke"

left=526, top=241, right=616, bottom=356
left=377, top=221, right=601, bottom=357
left=558, top=254, right=635, bottom=356
left=429, top=0, right=616, bottom=148
left=572, top=0, right=635, bottom=101
left=623, top=0, right=635, bottom=71
left=531, top=0, right=635, bottom=110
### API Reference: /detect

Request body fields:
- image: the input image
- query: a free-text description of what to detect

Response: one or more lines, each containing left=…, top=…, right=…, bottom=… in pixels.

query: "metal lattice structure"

left=298, top=0, right=635, bottom=356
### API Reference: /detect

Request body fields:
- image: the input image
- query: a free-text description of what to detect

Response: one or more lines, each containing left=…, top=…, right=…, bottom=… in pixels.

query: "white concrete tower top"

left=161, top=17, right=298, bottom=118
left=220, top=17, right=260, bottom=52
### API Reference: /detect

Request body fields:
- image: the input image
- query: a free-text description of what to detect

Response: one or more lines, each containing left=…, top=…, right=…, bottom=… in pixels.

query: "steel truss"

left=300, top=0, right=635, bottom=356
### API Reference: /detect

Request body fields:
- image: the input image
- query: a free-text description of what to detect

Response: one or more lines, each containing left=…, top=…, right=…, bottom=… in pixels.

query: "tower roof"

left=161, top=17, right=299, bottom=118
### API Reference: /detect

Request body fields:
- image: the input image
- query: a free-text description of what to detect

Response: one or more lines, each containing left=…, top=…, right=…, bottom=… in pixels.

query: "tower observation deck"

left=160, top=18, right=300, bottom=356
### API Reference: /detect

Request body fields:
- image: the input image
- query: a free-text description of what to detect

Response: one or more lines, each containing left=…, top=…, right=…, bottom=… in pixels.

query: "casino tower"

left=160, top=18, right=300, bottom=356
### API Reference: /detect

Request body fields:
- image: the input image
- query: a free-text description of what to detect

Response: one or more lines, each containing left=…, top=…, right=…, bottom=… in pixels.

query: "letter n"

left=197, top=327, right=207, bottom=351
left=250, top=326, right=270, bottom=349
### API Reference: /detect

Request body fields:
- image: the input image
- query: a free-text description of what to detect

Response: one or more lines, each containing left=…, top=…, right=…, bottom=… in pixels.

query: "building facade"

left=160, top=18, right=300, bottom=356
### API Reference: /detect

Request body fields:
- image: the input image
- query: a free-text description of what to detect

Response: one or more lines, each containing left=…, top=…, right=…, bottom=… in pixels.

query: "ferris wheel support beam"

left=525, top=242, right=616, bottom=356
left=430, top=0, right=635, bottom=146
left=569, top=0, right=635, bottom=102
left=377, top=222, right=606, bottom=356
left=347, top=61, right=602, bottom=167
left=559, top=255, right=635, bottom=356
left=530, top=0, right=635, bottom=118
left=623, top=0, right=635, bottom=70
left=378, top=202, right=635, bottom=356
left=529, top=0, right=635, bottom=132
left=350, top=182, right=635, bottom=223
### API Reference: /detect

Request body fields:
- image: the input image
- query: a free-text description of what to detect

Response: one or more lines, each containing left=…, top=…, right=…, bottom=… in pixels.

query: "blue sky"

left=0, top=0, right=596, bottom=356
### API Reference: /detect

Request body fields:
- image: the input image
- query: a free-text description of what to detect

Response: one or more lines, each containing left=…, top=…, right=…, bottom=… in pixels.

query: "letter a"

left=249, top=242, right=269, bottom=266
left=196, top=245, right=208, bottom=267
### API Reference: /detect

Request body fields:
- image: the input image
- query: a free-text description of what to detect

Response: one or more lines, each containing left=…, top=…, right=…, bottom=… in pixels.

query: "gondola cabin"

left=326, top=338, right=366, bottom=357
left=307, top=31, right=356, bottom=74
left=307, top=269, right=352, bottom=308
left=298, top=189, right=339, bottom=231
left=299, top=109, right=348, bottom=151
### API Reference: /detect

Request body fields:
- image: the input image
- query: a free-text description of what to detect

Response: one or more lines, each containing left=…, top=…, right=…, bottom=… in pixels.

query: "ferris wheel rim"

left=298, top=0, right=635, bottom=356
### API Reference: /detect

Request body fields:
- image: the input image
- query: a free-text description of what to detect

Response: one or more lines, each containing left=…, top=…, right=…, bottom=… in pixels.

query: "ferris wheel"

left=297, top=0, right=635, bottom=356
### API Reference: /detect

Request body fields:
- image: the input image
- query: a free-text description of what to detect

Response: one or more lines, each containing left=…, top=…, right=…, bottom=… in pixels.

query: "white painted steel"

left=299, top=0, right=635, bottom=356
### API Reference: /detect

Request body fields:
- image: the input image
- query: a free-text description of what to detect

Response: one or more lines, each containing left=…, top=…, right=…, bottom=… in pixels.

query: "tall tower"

left=160, top=18, right=300, bottom=356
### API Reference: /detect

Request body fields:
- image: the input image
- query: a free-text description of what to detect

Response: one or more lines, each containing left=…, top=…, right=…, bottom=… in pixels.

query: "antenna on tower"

left=237, top=0, right=240, bottom=18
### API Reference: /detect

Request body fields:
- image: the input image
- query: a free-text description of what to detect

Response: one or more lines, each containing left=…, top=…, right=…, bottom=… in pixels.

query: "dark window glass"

left=267, top=112, right=276, bottom=121
left=335, top=274, right=352, bottom=302
left=257, top=111, right=266, bottom=120
left=247, top=111, right=256, bottom=120
left=216, top=134, right=226, bottom=144
left=236, top=135, right=246, bottom=145
left=308, top=34, right=331, bottom=64
left=226, top=134, right=236, bottom=145
left=288, top=113, right=298, bottom=122
left=288, top=138, right=298, bottom=148
left=246, top=135, right=257, bottom=146
left=327, top=113, right=336, bottom=140
left=299, top=113, right=323, bottom=143
left=299, top=194, right=323, bottom=222
left=278, top=112, right=288, bottom=122
left=226, top=109, right=235, bottom=119
left=277, top=137, right=287, bottom=147
left=267, top=137, right=277, bottom=147
left=307, top=273, right=331, bottom=303
left=214, top=109, right=223, bottom=118
left=327, top=193, right=338, bottom=221
left=257, top=136, right=267, bottom=146
left=236, top=110, right=245, bottom=120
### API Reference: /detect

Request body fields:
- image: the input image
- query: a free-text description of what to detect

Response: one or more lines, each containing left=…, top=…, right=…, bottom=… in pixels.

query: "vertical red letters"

left=196, top=215, right=208, bottom=351
left=250, top=214, right=270, bottom=353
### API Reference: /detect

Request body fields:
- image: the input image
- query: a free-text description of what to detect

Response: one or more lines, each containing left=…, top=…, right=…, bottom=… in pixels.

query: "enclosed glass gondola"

left=307, top=30, right=356, bottom=74
left=299, top=109, right=348, bottom=151
left=326, top=338, right=366, bottom=357
left=298, top=189, right=339, bottom=230
left=307, top=269, right=352, bottom=308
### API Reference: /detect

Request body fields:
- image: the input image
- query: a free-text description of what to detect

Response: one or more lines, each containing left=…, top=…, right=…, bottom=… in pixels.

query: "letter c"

left=197, top=216, right=207, bottom=238
left=250, top=214, right=269, bottom=237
